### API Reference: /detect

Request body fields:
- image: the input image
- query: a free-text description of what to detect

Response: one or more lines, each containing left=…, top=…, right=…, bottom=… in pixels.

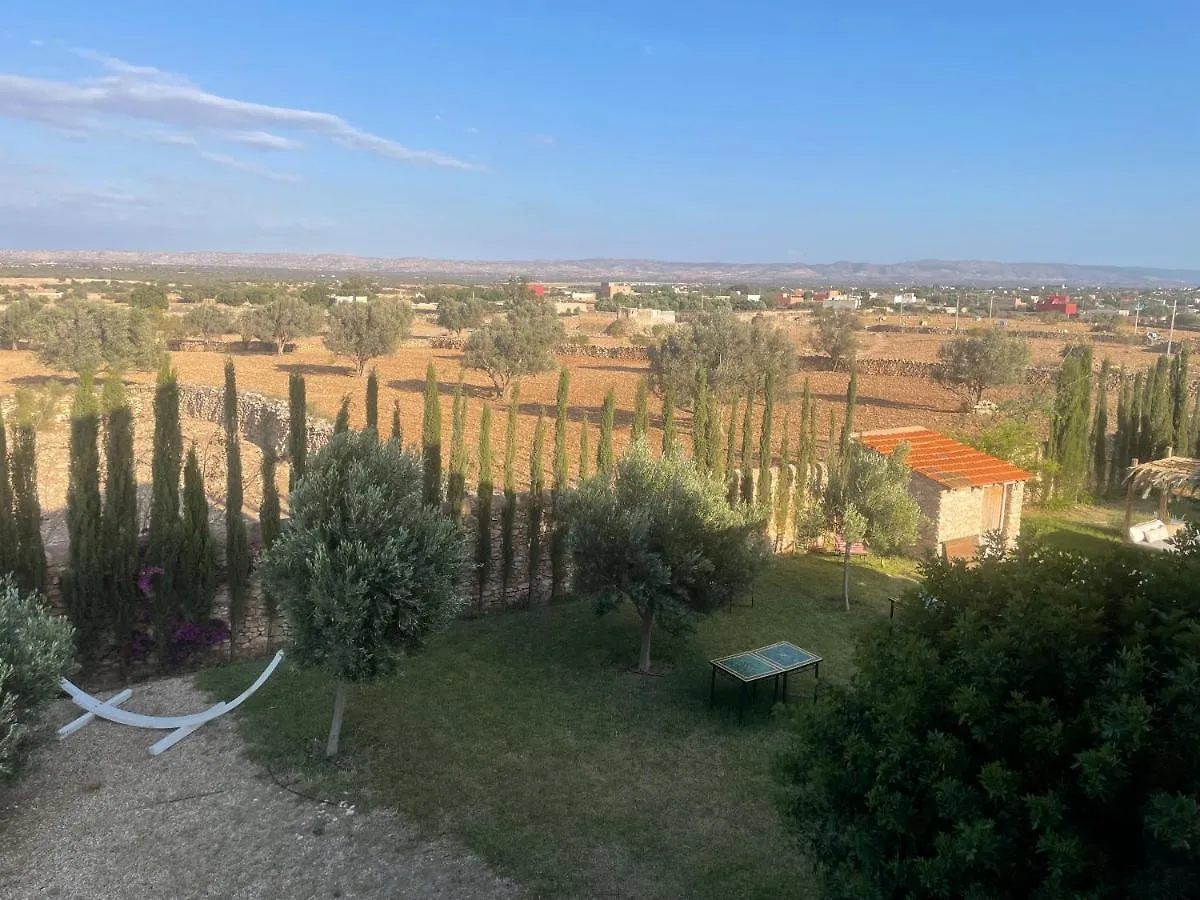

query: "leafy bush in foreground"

left=0, top=577, right=73, bottom=779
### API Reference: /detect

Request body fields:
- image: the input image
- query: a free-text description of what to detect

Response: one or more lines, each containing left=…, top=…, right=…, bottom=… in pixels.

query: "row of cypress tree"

left=1048, top=343, right=1196, bottom=503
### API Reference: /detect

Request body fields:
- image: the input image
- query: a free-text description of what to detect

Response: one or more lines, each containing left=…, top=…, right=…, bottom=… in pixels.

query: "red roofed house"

left=857, top=426, right=1031, bottom=559
left=1034, top=293, right=1077, bottom=316
left=527, top=283, right=546, bottom=297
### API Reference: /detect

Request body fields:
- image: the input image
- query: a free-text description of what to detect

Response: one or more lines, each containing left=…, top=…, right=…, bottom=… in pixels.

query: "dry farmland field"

left=0, top=300, right=1184, bottom=532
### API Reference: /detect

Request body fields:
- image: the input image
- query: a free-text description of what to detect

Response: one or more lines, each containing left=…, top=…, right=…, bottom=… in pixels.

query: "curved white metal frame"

left=58, top=650, right=284, bottom=755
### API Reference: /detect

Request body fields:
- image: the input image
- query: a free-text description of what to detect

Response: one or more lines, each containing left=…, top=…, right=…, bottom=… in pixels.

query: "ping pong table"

left=709, top=641, right=821, bottom=720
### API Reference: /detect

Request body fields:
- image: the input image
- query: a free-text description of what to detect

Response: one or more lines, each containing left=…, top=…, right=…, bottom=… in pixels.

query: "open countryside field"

left=0, top=300, right=1190, bottom=521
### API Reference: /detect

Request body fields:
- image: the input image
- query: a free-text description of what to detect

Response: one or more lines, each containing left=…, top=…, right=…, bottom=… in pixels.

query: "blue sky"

left=0, top=1, right=1197, bottom=266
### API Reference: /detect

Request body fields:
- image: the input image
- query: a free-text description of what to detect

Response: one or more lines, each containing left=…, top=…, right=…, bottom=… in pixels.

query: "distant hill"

left=1, top=250, right=1197, bottom=287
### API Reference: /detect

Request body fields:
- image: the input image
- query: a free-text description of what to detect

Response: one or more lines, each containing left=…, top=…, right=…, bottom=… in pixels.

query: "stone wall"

left=174, top=383, right=333, bottom=455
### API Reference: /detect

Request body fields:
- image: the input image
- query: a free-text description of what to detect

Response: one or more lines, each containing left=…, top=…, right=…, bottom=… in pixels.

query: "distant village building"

left=569, top=291, right=597, bottom=303
left=1035, top=294, right=1077, bottom=316
left=331, top=295, right=370, bottom=305
left=599, top=281, right=635, bottom=300
left=527, top=283, right=546, bottom=297
left=857, top=427, right=1031, bottom=559
left=824, top=295, right=862, bottom=311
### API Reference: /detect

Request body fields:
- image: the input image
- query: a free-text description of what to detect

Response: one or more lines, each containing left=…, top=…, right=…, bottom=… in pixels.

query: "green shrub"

left=0, top=577, right=73, bottom=779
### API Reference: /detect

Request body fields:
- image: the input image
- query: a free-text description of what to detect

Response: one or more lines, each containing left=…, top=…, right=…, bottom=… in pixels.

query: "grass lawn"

left=199, top=553, right=913, bottom=900
left=1023, top=495, right=1199, bottom=555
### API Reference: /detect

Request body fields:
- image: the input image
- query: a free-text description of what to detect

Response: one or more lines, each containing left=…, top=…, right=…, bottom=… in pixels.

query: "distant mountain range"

left=1, top=250, right=1197, bottom=287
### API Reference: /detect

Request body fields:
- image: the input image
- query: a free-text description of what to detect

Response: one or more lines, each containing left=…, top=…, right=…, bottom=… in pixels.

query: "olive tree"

left=183, top=303, right=234, bottom=342
left=799, top=442, right=921, bottom=610
left=240, top=295, right=323, bottom=354
left=463, top=293, right=565, bottom=397
left=811, top=309, right=863, bottom=371
left=33, top=300, right=162, bottom=375
left=563, top=440, right=768, bottom=673
left=782, top=544, right=1200, bottom=899
left=259, top=431, right=465, bottom=756
left=648, top=311, right=794, bottom=406
left=324, top=297, right=413, bottom=374
left=934, top=328, right=1030, bottom=404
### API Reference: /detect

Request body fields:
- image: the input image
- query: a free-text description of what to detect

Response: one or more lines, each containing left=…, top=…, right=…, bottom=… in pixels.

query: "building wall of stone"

left=904, top=473, right=944, bottom=551
left=1001, top=481, right=1025, bottom=547
left=936, top=483, right=988, bottom=546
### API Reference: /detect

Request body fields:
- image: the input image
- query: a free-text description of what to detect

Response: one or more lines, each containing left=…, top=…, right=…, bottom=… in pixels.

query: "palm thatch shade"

left=1126, top=456, right=1200, bottom=496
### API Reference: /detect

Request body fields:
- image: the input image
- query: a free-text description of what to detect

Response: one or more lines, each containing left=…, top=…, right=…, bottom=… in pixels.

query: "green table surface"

left=754, top=641, right=821, bottom=671
left=711, top=651, right=781, bottom=682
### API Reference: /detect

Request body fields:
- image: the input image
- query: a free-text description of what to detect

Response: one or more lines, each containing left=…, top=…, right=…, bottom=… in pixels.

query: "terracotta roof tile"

left=857, top=427, right=1031, bottom=489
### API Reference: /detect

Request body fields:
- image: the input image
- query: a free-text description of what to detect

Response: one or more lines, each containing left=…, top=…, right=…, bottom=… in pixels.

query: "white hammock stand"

left=58, top=650, right=284, bottom=756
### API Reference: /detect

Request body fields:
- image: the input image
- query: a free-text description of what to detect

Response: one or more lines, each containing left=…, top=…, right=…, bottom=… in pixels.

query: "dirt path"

left=0, top=675, right=521, bottom=900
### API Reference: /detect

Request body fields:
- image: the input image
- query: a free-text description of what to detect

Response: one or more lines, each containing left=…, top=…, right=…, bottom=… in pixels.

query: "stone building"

left=857, top=426, right=1030, bottom=559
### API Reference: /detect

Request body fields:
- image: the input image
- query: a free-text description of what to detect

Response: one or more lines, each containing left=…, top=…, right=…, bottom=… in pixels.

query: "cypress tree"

left=390, top=398, right=403, bottom=445
left=446, top=376, right=468, bottom=523
left=149, top=359, right=183, bottom=662
left=1148, top=356, right=1172, bottom=458
left=827, top=409, right=837, bottom=462
left=840, top=366, right=858, bottom=454
left=500, top=383, right=519, bottom=602
left=287, top=371, right=306, bottom=490
left=333, top=396, right=351, bottom=434
left=632, top=378, right=649, bottom=442
left=551, top=369, right=570, bottom=601
left=774, top=411, right=792, bottom=549
left=10, top=422, right=45, bottom=595
left=1189, top=388, right=1200, bottom=457
left=597, top=389, right=616, bottom=474
left=578, top=414, right=591, bottom=481
left=64, top=375, right=104, bottom=659
left=1130, top=372, right=1145, bottom=463
left=1091, top=358, right=1110, bottom=493
left=422, top=362, right=443, bottom=506
left=797, top=379, right=813, bottom=498
left=476, top=404, right=494, bottom=605
left=1111, top=369, right=1131, bottom=491
left=705, top=391, right=723, bottom=479
left=740, top=381, right=755, bottom=504
left=224, top=358, right=250, bottom=651
left=364, top=368, right=379, bottom=433
left=661, top=388, right=677, bottom=457
left=101, top=373, right=138, bottom=672
left=693, top=377, right=710, bottom=471
left=178, top=445, right=216, bottom=624
left=0, top=408, right=15, bottom=578
left=260, top=447, right=281, bottom=551
left=258, top=444, right=281, bottom=643
left=724, top=398, right=740, bottom=478
left=1171, top=344, right=1190, bottom=454
left=527, top=409, right=546, bottom=606
left=1048, top=345, right=1093, bottom=503
left=757, top=370, right=776, bottom=508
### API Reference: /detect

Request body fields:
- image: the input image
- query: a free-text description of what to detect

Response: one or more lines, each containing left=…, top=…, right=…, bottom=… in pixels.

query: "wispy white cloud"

left=199, top=151, right=303, bottom=182
left=150, top=131, right=198, bottom=147
left=224, top=129, right=303, bottom=151
left=532, top=133, right=555, bottom=146
left=0, top=50, right=479, bottom=170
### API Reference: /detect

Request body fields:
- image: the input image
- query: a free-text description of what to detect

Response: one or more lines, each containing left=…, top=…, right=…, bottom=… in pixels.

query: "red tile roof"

left=857, top=427, right=1031, bottom=490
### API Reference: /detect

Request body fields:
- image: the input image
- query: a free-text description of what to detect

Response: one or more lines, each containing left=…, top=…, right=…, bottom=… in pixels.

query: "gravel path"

left=0, top=674, right=521, bottom=900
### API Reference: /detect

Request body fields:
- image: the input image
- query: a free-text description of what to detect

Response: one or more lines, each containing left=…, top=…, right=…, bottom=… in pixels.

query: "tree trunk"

left=638, top=612, right=654, bottom=674
left=842, top=544, right=852, bottom=612
left=326, top=681, right=348, bottom=757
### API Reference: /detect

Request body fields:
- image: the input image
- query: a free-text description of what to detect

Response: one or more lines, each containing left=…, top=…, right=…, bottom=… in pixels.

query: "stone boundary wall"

left=168, top=339, right=297, bottom=354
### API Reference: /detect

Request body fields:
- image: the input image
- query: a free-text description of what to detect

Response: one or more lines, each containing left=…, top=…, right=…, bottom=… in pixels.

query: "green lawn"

left=199, top=554, right=911, bottom=900
left=1023, top=496, right=1199, bottom=555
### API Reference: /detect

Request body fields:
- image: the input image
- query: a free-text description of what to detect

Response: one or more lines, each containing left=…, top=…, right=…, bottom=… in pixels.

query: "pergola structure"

left=1124, top=456, right=1200, bottom=530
